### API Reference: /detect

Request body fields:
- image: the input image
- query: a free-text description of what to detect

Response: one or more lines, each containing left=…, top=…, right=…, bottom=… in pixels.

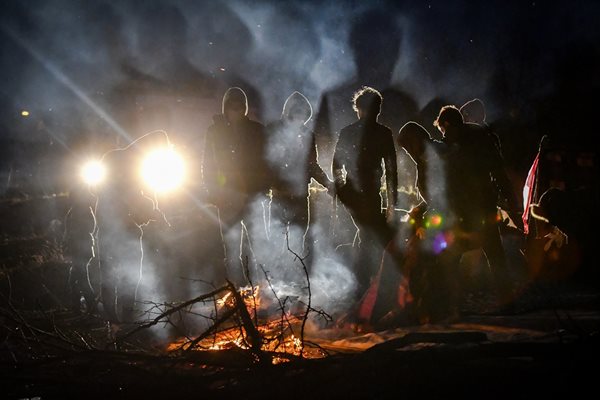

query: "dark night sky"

left=0, top=0, right=599, bottom=193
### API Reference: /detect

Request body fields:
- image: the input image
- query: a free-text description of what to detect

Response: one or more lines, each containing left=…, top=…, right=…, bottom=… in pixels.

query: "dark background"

left=1, top=0, right=599, bottom=194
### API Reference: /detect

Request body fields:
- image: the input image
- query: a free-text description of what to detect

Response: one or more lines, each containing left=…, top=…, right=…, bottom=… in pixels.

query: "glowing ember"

left=165, top=286, right=325, bottom=362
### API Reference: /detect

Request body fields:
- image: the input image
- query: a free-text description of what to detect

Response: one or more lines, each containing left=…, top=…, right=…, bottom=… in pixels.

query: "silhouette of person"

left=525, top=187, right=582, bottom=282
left=266, top=91, right=334, bottom=241
left=313, top=8, right=418, bottom=223
left=419, top=97, right=452, bottom=141
left=332, top=86, right=399, bottom=299
left=396, top=121, right=457, bottom=323
left=202, top=87, right=271, bottom=286
left=63, top=183, right=97, bottom=313
left=460, top=98, right=502, bottom=152
left=433, top=105, right=518, bottom=311
left=95, top=147, right=156, bottom=323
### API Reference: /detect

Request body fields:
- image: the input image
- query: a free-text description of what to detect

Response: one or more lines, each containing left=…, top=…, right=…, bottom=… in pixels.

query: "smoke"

left=1, top=0, right=599, bottom=331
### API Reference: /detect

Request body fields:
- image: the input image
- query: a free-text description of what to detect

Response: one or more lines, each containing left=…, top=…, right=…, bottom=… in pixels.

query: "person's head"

left=460, top=98, right=486, bottom=124
left=282, top=91, right=312, bottom=126
left=352, top=86, right=382, bottom=121
left=433, top=105, right=463, bottom=140
left=222, top=87, right=248, bottom=123
left=397, top=122, right=431, bottom=161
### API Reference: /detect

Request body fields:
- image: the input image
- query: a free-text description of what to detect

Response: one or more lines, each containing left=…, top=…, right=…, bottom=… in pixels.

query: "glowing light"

left=21, top=110, right=29, bottom=117
left=432, top=232, right=448, bottom=254
left=81, top=160, right=106, bottom=186
left=429, top=213, right=443, bottom=227
left=141, top=147, right=185, bottom=193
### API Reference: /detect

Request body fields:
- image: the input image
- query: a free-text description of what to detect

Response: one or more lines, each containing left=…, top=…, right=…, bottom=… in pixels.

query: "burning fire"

left=166, top=285, right=326, bottom=363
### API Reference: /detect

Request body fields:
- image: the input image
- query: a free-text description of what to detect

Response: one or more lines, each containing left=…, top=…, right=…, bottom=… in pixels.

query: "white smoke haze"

left=2, top=0, right=599, bottom=338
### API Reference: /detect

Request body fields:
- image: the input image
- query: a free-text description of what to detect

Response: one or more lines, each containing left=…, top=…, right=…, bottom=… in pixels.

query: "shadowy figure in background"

left=333, top=86, right=399, bottom=309
left=197, top=1, right=264, bottom=121
left=434, top=105, right=520, bottom=313
left=459, top=99, right=523, bottom=230
left=314, top=8, right=418, bottom=223
left=95, top=148, right=157, bottom=323
left=63, top=184, right=97, bottom=314
left=203, top=87, right=271, bottom=286
left=266, top=91, right=334, bottom=260
left=460, top=98, right=502, bottom=153
left=459, top=98, right=527, bottom=284
left=135, top=3, right=217, bottom=99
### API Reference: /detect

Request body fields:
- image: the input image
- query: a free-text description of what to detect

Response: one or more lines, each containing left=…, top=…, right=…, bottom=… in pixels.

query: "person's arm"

left=308, top=131, right=335, bottom=193
left=332, top=133, right=346, bottom=189
left=384, top=131, right=399, bottom=220
left=486, top=137, right=523, bottom=230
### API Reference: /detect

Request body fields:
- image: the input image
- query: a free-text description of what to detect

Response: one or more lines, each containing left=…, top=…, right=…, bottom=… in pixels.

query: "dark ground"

left=1, top=194, right=599, bottom=400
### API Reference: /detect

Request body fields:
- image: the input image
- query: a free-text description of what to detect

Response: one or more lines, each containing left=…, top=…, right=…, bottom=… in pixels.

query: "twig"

left=181, top=306, right=237, bottom=351
left=117, top=284, right=230, bottom=343
left=286, top=231, right=311, bottom=358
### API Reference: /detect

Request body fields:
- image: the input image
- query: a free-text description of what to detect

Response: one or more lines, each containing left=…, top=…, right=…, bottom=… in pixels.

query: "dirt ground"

left=1, top=195, right=599, bottom=399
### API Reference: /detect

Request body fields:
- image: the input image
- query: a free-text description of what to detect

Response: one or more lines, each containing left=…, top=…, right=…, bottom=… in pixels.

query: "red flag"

left=522, top=151, right=540, bottom=234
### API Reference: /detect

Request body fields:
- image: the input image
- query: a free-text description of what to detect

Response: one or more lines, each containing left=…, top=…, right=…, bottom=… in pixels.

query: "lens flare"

left=141, top=147, right=185, bottom=192
left=429, top=213, right=443, bottom=227
left=81, top=160, right=106, bottom=186
left=432, top=232, right=448, bottom=254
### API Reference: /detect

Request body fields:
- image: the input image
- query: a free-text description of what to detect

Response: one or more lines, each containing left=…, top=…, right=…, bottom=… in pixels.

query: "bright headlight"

left=81, top=160, right=106, bottom=186
left=141, top=147, right=185, bottom=193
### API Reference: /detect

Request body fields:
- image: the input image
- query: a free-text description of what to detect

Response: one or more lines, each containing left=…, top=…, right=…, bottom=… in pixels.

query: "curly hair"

left=352, top=86, right=382, bottom=117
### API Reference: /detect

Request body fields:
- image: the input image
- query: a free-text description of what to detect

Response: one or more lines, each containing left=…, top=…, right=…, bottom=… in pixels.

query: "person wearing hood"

left=266, top=92, right=334, bottom=232
left=202, top=87, right=271, bottom=284
left=203, top=87, right=271, bottom=221
left=460, top=98, right=502, bottom=155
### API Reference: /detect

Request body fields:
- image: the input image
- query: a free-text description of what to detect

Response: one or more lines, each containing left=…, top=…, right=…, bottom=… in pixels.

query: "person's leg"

left=481, top=223, right=513, bottom=306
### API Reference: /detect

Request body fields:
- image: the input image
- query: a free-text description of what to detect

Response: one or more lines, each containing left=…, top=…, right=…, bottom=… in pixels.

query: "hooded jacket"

left=203, top=88, right=270, bottom=203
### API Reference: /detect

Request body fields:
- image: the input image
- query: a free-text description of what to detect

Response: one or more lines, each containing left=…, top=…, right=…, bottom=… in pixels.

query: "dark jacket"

left=203, top=114, right=270, bottom=202
left=333, top=119, right=398, bottom=209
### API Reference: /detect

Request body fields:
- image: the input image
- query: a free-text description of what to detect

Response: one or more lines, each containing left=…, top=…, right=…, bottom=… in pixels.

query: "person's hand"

left=325, top=179, right=336, bottom=196
left=544, top=226, right=568, bottom=251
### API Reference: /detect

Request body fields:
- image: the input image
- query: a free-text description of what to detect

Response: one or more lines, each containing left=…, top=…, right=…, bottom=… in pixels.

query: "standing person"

left=460, top=98, right=502, bottom=159
left=202, top=87, right=271, bottom=285
left=63, top=183, right=97, bottom=314
left=332, top=86, right=399, bottom=304
left=396, top=122, right=455, bottom=323
left=95, top=149, right=154, bottom=323
left=265, top=91, right=334, bottom=257
left=433, top=105, right=520, bottom=311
